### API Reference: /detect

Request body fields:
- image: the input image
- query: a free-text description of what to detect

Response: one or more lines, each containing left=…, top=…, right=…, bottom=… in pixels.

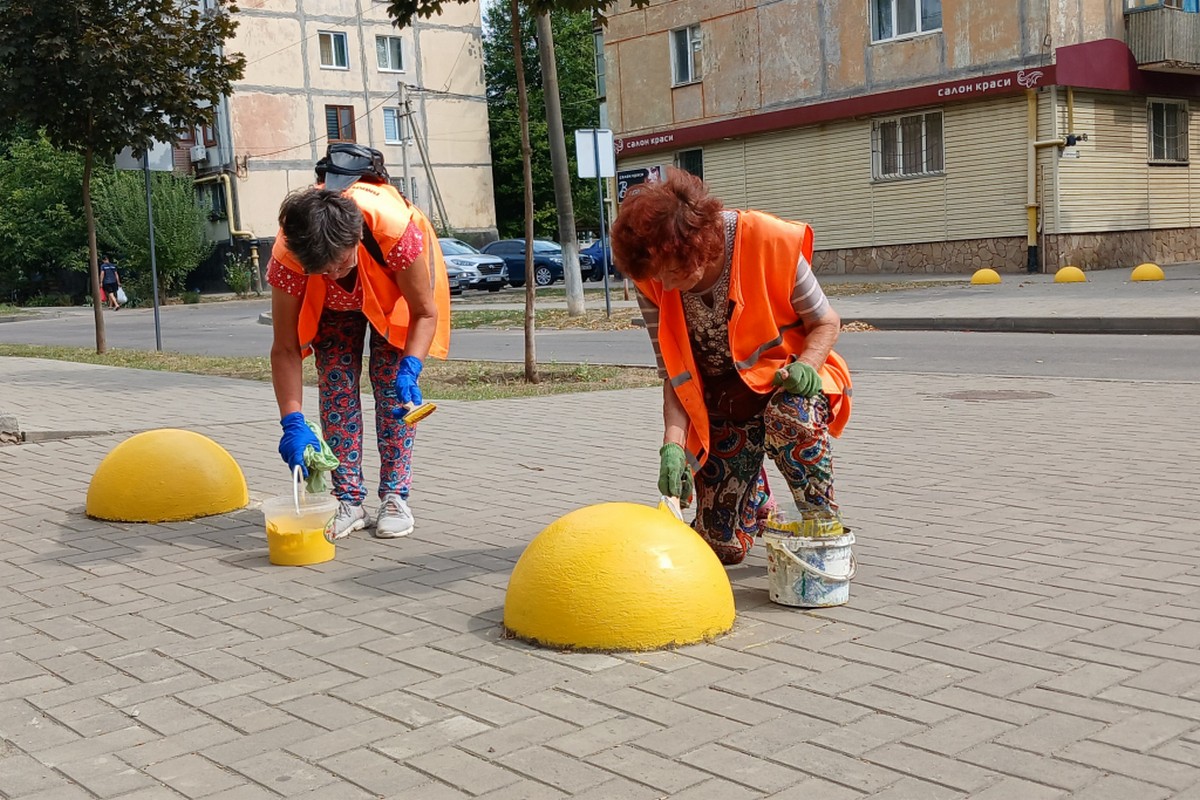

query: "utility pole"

left=402, top=87, right=451, bottom=234
left=537, top=11, right=584, bottom=315
left=397, top=82, right=412, bottom=201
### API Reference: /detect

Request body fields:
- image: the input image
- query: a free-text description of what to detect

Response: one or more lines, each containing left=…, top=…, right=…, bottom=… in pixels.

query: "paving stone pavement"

left=1, top=356, right=1199, bottom=799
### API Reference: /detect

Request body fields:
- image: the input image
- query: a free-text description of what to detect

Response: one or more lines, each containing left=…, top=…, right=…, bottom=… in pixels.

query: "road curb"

left=850, top=316, right=1200, bottom=335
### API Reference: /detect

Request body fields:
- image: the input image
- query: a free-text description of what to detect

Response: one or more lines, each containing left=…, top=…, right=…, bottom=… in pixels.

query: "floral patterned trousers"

left=313, top=309, right=415, bottom=505
left=693, top=391, right=836, bottom=565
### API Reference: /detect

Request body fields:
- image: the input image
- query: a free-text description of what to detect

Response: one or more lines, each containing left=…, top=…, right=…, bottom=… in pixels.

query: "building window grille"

left=873, top=110, right=944, bottom=179
left=872, top=0, right=942, bottom=42
left=670, top=25, right=702, bottom=86
left=376, top=36, right=404, bottom=72
left=383, top=108, right=408, bottom=144
left=390, top=177, right=417, bottom=204
left=319, top=31, right=350, bottom=69
left=675, top=149, right=704, bottom=180
left=594, top=29, right=606, bottom=99
left=325, top=105, right=356, bottom=142
left=1148, top=100, right=1189, bottom=164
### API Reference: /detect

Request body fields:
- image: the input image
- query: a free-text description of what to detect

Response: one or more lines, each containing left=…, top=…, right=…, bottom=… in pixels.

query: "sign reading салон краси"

left=613, top=39, right=1200, bottom=158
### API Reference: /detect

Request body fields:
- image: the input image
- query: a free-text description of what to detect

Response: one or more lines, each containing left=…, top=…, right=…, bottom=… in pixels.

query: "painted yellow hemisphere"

left=1055, top=266, right=1087, bottom=283
left=1131, top=262, right=1164, bottom=282
left=970, top=268, right=1002, bottom=285
left=504, top=502, right=735, bottom=651
left=87, top=429, right=248, bottom=522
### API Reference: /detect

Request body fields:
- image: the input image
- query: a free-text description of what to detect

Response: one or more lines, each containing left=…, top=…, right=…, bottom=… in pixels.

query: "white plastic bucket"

left=764, top=531, right=856, bottom=607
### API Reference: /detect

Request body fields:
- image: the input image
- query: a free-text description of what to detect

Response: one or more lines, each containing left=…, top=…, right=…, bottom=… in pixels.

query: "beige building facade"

left=190, top=0, right=495, bottom=266
left=605, top=0, right=1200, bottom=273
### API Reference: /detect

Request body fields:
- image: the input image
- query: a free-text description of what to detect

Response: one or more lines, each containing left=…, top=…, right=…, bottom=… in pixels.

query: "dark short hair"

left=277, top=188, right=363, bottom=274
left=610, top=168, right=724, bottom=282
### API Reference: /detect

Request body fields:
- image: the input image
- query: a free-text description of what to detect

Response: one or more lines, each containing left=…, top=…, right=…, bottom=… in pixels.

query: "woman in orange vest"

left=268, top=146, right=450, bottom=541
left=611, top=168, right=852, bottom=565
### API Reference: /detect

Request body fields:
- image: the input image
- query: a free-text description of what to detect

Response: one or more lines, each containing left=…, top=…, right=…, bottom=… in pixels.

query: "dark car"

left=580, top=237, right=620, bottom=280
left=481, top=239, right=589, bottom=287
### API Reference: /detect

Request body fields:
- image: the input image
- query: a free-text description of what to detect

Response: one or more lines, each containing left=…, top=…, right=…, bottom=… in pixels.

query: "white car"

left=438, top=238, right=508, bottom=291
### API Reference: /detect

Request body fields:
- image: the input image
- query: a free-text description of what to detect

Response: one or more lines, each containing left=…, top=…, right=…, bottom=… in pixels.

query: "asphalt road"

left=2, top=300, right=1198, bottom=382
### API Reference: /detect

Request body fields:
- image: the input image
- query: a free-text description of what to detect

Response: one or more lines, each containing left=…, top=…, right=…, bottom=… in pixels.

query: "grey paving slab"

left=0, top=356, right=1198, bottom=798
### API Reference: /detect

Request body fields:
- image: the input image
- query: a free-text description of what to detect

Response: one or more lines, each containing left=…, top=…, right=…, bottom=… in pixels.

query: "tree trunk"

left=537, top=11, right=584, bottom=317
left=83, top=149, right=107, bottom=354
left=512, top=0, right=538, bottom=383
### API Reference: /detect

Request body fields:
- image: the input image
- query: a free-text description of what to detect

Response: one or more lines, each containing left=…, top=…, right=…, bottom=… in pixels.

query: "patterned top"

left=638, top=210, right=832, bottom=379
left=266, top=220, right=424, bottom=311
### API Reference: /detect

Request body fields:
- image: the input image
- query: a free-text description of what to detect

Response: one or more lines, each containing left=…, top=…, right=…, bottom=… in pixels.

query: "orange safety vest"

left=271, top=181, right=451, bottom=359
left=635, top=209, right=852, bottom=468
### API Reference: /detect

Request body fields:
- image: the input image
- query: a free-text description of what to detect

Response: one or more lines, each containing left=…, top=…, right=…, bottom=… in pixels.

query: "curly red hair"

left=610, top=168, right=724, bottom=282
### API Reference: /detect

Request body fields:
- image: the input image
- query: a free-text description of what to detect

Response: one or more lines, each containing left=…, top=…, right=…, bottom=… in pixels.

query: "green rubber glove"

left=658, top=443, right=694, bottom=508
left=773, top=361, right=822, bottom=397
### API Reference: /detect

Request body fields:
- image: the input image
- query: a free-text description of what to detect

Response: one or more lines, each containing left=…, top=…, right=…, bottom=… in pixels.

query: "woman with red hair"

left=611, top=168, right=852, bottom=565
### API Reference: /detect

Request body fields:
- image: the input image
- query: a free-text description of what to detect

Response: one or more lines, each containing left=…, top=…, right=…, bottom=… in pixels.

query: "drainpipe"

left=1027, top=86, right=1084, bottom=274
left=194, top=172, right=260, bottom=290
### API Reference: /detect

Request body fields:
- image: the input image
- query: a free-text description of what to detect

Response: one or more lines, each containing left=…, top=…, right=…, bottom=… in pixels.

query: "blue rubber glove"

left=772, top=361, right=823, bottom=397
left=393, top=355, right=424, bottom=413
left=279, top=411, right=321, bottom=478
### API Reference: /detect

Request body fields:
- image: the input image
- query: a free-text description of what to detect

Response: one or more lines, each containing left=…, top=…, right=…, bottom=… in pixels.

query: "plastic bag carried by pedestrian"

left=116, top=287, right=128, bottom=305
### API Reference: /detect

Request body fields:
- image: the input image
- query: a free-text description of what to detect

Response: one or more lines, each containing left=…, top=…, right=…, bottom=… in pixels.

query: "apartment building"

left=604, top=0, right=1200, bottom=273
left=189, top=0, right=496, bottom=259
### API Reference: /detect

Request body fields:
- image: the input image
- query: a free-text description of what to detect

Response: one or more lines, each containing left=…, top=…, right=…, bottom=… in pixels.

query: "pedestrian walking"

left=99, top=256, right=122, bottom=310
left=267, top=144, right=451, bottom=540
left=610, top=168, right=852, bottom=565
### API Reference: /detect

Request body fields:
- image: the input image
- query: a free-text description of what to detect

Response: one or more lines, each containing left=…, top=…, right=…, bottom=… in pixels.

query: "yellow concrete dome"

left=504, top=502, right=735, bottom=651
left=970, top=268, right=1002, bottom=285
left=87, top=429, right=248, bottom=522
left=1055, top=266, right=1087, bottom=283
left=1131, top=262, right=1164, bottom=282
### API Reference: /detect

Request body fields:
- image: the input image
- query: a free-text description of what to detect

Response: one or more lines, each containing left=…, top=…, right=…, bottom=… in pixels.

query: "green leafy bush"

left=223, top=252, right=254, bottom=297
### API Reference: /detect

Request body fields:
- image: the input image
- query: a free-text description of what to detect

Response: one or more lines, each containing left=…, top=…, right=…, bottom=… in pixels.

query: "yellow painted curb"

left=87, top=429, right=248, bottom=522
left=1131, top=262, right=1164, bottom=282
left=970, top=268, right=1002, bottom=285
left=1054, top=266, right=1087, bottom=283
left=504, top=502, right=735, bottom=651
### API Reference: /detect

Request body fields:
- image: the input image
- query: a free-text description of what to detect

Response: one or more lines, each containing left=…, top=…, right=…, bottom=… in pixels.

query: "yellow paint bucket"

left=260, top=469, right=337, bottom=566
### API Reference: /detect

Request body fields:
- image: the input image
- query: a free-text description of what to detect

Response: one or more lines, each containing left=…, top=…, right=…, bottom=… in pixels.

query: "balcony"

left=1125, top=1, right=1200, bottom=73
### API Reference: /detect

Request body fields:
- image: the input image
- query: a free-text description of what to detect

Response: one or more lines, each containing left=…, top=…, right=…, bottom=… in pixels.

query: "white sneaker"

left=330, top=502, right=368, bottom=540
left=374, top=494, right=414, bottom=538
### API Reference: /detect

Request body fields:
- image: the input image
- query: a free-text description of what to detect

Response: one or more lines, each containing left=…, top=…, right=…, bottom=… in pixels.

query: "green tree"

left=0, top=133, right=90, bottom=302
left=484, top=5, right=604, bottom=240
left=385, top=0, right=649, bottom=381
left=93, top=171, right=214, bottom=302
left=0, top=0, right=245, bottom=352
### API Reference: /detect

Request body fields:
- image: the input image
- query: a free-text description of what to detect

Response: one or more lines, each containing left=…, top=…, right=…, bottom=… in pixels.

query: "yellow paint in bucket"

left=260, top=494, right=337, bottom=566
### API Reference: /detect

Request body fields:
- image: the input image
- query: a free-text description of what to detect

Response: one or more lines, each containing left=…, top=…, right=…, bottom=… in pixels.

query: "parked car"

left=480, top=239, right=572, bottom=287
left=580, top=237, right=620, bottom=280
left=443, top=264, right=465, bottom=295
left=438, top=238, right=507, bottom=291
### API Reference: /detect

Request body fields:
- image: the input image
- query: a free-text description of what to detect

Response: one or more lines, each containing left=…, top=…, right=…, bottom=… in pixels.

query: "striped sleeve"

left=790, top=252, right=832, bottom=328
left=636, top=288, right=669, bottom=380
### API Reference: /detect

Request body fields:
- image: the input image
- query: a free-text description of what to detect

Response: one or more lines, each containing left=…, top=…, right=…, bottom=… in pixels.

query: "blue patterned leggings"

left=693, top=391, right=835, bottom=565
left=313, top=310, right=415, bottom=505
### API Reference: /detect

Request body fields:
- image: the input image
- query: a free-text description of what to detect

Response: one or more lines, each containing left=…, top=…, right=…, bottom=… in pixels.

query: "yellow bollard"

left=504, top=502, right=735, bottom=651
left=970, top=268, right=1002, bottom=285
left=1054, top=266, right=1087, bottom=283
left=1131, top=263, right=1164, bottom=282
left=86, top=429, right=248, bottom=522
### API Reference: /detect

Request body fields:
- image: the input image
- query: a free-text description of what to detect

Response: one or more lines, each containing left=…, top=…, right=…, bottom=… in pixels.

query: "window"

left=670, top=25, right=702, bottom=86
left=675, top=149, right=704, bottom=180
left=325, top=105, right=356, bottom=142
left=383, top=108, right=410, bottom=144
left=376, top=36, right=404, bottom=72
left=873, top=110, right=944, bottom=179
left=1149, top=100, right=1188, bottom=164
left=872, top=0, right=942, bottom=42
left=389, top=177, right=417, bottom=203
left=594, top=29, right=606, bottom=99
left=319, top=31, right=349, bottom=69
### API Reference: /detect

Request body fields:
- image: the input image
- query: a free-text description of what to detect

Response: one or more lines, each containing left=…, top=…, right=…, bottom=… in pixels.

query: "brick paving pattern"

left=1, top=356, right=1198, bottom=798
